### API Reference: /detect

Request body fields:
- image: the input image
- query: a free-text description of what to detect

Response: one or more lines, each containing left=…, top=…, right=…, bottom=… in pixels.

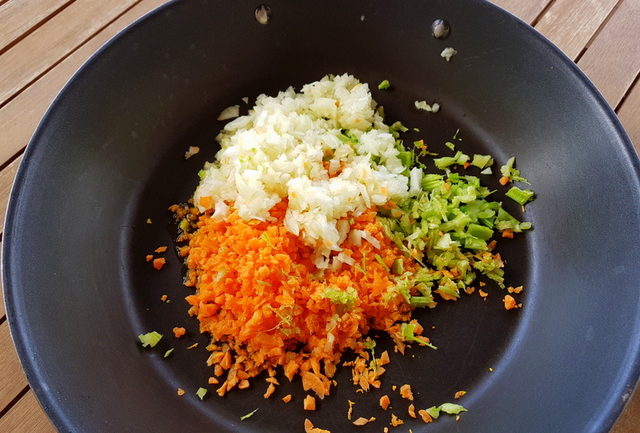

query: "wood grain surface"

left=0, top=0, right=637, bottom=431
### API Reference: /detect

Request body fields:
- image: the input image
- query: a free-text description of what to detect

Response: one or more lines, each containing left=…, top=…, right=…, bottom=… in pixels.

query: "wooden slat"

left=0, top=0, right=72, bottom=52
left=0, top=240, right=4, bottom=320
left=0, top=322, right=28, bottom=412
left=0, top=156, right=20, bottom=233
left=0, top=0, right=169, bottom=168
left=611, top=385, right=640, bottom=433
left=617, top=80, right=640, bottom=155
left=0, top=391, right=56, bottom=433
left=535, top=0, right=619, bottom=60
left=0, top=0, right=138, bottom=105
left=491, top=0, right=551, bottom=24
left=577, top=0, right=640, bottom=108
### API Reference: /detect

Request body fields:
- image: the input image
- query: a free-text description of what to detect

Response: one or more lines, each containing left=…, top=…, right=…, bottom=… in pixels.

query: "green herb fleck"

left=240, top=408, right=259, bottom=421
left=378, top=79, right=391, bottom=90
left=138, top=331, right=163, bottom=348
left=163, top=348, right=174, bottom=358
left=196, top=387, right=208, bottom=400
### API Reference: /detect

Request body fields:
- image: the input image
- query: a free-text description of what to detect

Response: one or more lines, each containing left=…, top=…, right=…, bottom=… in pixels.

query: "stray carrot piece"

left=160, top=294, right=168, bottom=302
left=282, top=394, right=292, bottom=403
left=399, top=384, right=413, bottom=401
left=353, top=417, right=375, bottom=426
left=501, top=229, right=514, bottom=239
left=463, top=162, right=471, bottom=169
left=304, top=418, right=330, bottom=433
left=199, top=196, right=213, bottom=209
left=177, top=388, right=185, bottom=396
left=186, top=343, right=198, bottom=349
left=208, top=377, right=219, bottom=385
left=499, top=176, right=510, bottom=185
left=503, top=294, right=518, bottom=310
left=418, top=409, right=433, bottom=423
left=238, top=379, right=250, bottom=389
left=455, top=390, right=467, bottom=399
left=407, top=404, right=416, bottom=418
left=303, top=395, right=316, bottom=411
left=464, top=286, right=475, bottom=295
left=347, top=400, right=355, bottom=420
left=155, top=246, right=168, bottom=253
left=479, top=289, right=488, bottom=299
left=487, top=240, right=497, bottom=250
left=172, top=327, right=186, bottom=338
left=145, top=254, right=154, bottom=262
left=263, top=383, right=276, bottom=399
left=152, top=257, right=166, bottom=270
left=390, top=413, right=404, bottom=426
left=508, top=285, right=524, bottom=294
left=379, top=350, right=390, bottom=366
left=379, top=395, right=391, bottom=410
left=479, top=281, right=487, bottom=287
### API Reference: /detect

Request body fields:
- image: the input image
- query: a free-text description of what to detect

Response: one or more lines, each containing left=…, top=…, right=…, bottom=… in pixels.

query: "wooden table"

left=0, top=0, right=638, bottom=431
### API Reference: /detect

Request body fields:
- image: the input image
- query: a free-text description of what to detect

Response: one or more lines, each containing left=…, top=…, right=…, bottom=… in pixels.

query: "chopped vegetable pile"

left=144, top=74, right=535, bottom=431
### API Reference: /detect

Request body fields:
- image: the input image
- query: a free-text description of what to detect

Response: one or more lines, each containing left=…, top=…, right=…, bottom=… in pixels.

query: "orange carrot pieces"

left=408, top=404, right=416, bottom=418
left=176, top=388, right=185, bottom=396
left=282, top=394, right=292, bottom=403
left=503, top=294, right=521, bottom=310
left=172, top=327, right=186, bottom=338
left=418, top=409, right=433, bottom=423
left=379, top=395, right=391, bottom=410
left=263, top=383, right=276, bottom=398
left=499, top=176, right=510, bottom=185
left=501, top=229, right=514, bottom=238
left=208, top=377, right=219, bottom=385
left=304, top=418, right=330, bottom=433
left=353, top=417, right=375, bottom=426
left=303, top=395, right=316, bottom=411
left=155, top=246, right=168, bottom=253
left=390, top=413, right=404, bottom=426
left=455, top=390, right=467, bottom=399
left=399, top=384, right=414, bottom=401
left=152, top=257, right=166, bottom=270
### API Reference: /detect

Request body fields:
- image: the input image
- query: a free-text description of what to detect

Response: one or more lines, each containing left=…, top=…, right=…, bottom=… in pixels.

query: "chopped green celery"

left=426, top=406, right=441, bottom=419
left=437, top=277, right=460, bottom=298
left=179, top=219, right=190, bottom=233
left=506, top=186, right=535, bottom=205
left=240, top=408, right=259, bottom=421
left=439, top=213, right=471, bottom=232
left=422, top=174, right=444, bottom=190
left=321, top=286, right=358, bottom=310
left=500, top=156, right=530, bottom=183
left=410, top=296, right=433, bottom=307
left=197, top=169, right=207, bottom=179
left=434, top=156, right=457, bottom=170
left=389, top=277, right=412, bottom=303
left=401, top=323, right=437, bottom=349
left=337, top=132, right=351, bottom=143
left=480, top=167, right=493, bottom=175
left=445, top=141, right=456, bottom=151
left=439, top=403, right=467, bottom=415
left=196, top=387, right=208, bottom=400
left=472, top=254, right=505, bottom=287
left=390, top=121, right=408, bottom=133
left=447, top=172, right=460, bottom=183
left=463, top=236, right=487, bottom=251
left=435, top=233, right=456, bottom=250
left=495, top=208, right=532, bottom=232
left=471, top=154, right=494, bottom=169
left=454, top=151, right=470, bottom=164
left=378, top=79, right=390, bottom=90
left=398, top=151, right=414, bottom=168
left=374, top=254, right=390, bottom=271
left=138, top=331, right=163, bottom=348
left=391, top=259, right=404, bottom=275
left=467, top=223, right=493, bottom=240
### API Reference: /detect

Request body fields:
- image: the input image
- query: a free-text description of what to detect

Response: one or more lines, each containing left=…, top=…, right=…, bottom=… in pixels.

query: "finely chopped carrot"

left=179, top=201, right=415, bottom=398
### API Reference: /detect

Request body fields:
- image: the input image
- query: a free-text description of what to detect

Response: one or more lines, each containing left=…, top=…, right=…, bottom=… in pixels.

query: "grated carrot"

left=282, top=394, right=292, bottom=403
left=152, top=257, right=166, bottom=270
left=178, top=201, right=414, bottom=398
left=399, top=384, right=413, bottom=401
left=172, top=327, right=186, bottom=338
left=303, top=395, right=316, bottom=411
left=155, top=246, right=168, bottom=253
left=379, top=395, right=390, bottom=410
left=146, top=254, right=154, bottom=262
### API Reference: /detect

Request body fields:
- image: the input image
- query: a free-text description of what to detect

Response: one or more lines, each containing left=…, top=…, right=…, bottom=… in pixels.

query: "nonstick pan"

left=4, top=1, right=640, bottom=432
